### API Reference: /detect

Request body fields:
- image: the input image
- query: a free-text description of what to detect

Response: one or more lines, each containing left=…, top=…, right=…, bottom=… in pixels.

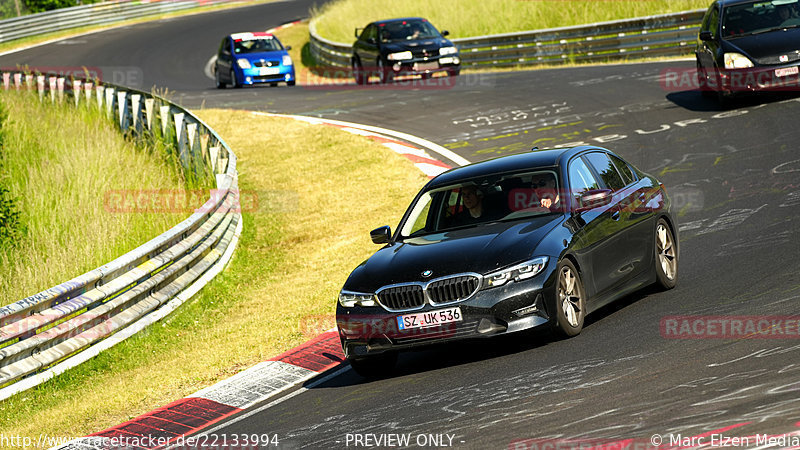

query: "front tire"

left=654, top=219, right=678, bottom=290
left=230, top=70, right=241, bottom=89
left=378, top=58, right=392, bottom=84
left=348, top=352, right=397, bottom=378
left=554, top=259, right=585, bottom=337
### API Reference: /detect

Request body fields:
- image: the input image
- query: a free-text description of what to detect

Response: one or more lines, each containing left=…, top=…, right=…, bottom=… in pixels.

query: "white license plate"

left=415, top=62, right=439, bottom=71
left=259, top=67, right=281, bottom=76
left=775, top=66, right=799, bottom=77
left=397, top=307, right=462, bottom=330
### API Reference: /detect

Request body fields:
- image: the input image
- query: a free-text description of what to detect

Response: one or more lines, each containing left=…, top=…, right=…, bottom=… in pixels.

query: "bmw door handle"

left=611, top=211, right=620, bottom=221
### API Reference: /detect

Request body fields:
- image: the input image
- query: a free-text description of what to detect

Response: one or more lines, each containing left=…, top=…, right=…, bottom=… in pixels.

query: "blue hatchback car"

left=215, top=32, right=295, bottom=88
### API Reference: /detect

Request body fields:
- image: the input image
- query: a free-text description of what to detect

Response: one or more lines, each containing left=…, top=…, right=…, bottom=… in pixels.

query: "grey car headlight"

left=338, top=290, right=377, bottom=307
left=484, top=257, right=548, bottom=288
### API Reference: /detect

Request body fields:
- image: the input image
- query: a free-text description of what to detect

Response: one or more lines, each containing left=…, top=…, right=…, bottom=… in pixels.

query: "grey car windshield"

left=379, top=20, right=440, bottom=42
left=400, top=170, right=561, bottom=238
left=234, top=37, right=283, bottom=54
left=723, top=0, right=800, bottom=37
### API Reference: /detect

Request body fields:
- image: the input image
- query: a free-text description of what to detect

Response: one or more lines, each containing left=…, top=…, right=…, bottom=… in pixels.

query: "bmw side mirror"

left=699, top=31, right=714, bottom=42
left=370, top=226, right=391, bottom=244
left=576, top=189, right=613, bottom=213
left=441, top=30, right=450, bottom=36
left=367, top=37, right=376, bottom=45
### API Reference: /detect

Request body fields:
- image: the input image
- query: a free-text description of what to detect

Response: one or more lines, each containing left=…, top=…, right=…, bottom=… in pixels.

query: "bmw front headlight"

left=387, top=51, right=413, bottom=61
left=439, top=46, right=458, bottom=56
left=282, top=55, right=293, bottom=66
left=338, top=290, right=377, bottom=307
left=723, top=53, right=753, bottom=69
left=236, top=58, right=252, bottom=69
left=484, top=257, right=548, bottom=288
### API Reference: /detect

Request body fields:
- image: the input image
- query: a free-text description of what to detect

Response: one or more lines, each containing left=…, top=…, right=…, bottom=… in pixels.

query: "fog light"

left=512, top=305, right=538, bottom=317
left=245, top=77, right=251, bottom=83
left=393, top=63, right=401, bottom=71
left=285, top=74, right=291, bottom=81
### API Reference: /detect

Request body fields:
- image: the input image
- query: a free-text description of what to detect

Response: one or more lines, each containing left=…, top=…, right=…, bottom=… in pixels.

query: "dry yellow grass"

left=0, top=109, right=428, bottom=444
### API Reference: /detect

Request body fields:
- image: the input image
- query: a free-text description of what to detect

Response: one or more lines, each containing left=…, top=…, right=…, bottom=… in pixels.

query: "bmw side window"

left=608, top=154, right=635, bottom=185
left=568, top=157, right=599, bottom=205
left=584, top=152, right=625, bottom=191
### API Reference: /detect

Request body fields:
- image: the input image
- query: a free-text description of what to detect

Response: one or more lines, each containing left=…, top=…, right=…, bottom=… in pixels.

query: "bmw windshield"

left=399, top=170, right=562, bottom=239
left=722, top=0, right=800, bottom=37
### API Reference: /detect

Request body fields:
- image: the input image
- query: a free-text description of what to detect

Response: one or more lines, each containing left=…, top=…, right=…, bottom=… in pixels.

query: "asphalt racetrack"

left=4, top=0, right=800, bottom=447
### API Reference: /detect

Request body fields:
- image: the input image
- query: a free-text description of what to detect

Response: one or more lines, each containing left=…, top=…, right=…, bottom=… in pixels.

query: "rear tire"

left=348, top=352, right=397, bottom=378
left=654, top=219, right=678, bottom=290
left=352, top=58, right=366, bottom=85
left=553, top=259, right=585, bottom=337
left=214, top=66, right=226, bottom=89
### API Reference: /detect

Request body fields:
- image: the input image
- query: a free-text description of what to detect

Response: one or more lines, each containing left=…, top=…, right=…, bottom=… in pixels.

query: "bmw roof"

left=427, top=146, right=604, bottom=189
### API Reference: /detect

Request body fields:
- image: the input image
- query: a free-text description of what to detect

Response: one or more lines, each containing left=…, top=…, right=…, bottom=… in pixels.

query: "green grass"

left=0, top=109, right=428, bottom=442
left=312, top=0, right=710, bottom=43
left=0, top=91, right=192, bottom=303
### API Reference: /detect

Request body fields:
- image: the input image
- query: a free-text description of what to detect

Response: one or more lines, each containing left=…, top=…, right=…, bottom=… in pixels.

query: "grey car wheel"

left=554, top=259, right=585, bottom=337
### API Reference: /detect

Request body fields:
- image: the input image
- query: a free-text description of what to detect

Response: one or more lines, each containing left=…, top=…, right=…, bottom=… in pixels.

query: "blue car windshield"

left=234, top=38, right=283, bottom=54
left=400, top=170, right=562, bottom=238
left=379, top=20, right=440, bottom=43
left=723, top=0, right=800, bottom=37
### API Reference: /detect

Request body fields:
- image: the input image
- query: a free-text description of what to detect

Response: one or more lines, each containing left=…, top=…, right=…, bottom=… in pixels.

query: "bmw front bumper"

left=336, top=272, right=555, bottom=359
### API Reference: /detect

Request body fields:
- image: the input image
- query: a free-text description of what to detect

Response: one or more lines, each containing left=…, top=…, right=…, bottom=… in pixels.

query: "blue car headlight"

left=282, top=55, right=293, bottom=66
left=484, top=257, right=548, bottom=288
left=236, top=58, right=251, bottom=69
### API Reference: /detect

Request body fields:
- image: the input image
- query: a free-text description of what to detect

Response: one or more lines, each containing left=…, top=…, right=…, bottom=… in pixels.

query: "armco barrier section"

left=309, top=9, right=705, bottom=69
left=0, top=0, right=235, bottom=44
left=0, top=71, right=240, bottom=401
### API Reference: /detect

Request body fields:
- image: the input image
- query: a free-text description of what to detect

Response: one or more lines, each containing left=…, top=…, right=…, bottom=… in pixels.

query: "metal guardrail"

left=309, top=9, right=706, bottom=70
left=0, top=70, right=241, bottom=401
left=0, top=0, right=236, bottom=44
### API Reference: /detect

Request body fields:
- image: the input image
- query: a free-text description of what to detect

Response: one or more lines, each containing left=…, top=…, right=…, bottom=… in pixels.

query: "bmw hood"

left=724, top=28, right=800, bottom=62
left=343, top=215, right=563, bottom=293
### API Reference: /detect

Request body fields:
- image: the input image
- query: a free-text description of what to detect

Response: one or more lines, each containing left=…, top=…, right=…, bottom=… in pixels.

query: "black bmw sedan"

left=696, top=0, right=800, bottom=102
left=351, top=17, right=460, bottom=84
left=337, top=146, right=679, bottom=377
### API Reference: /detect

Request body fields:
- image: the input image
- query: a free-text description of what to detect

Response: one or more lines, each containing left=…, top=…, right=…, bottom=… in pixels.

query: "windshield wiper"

left=744, top=24, right=800, bottom=35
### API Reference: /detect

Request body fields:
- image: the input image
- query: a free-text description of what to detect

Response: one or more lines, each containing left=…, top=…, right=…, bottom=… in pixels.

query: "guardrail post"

left=36, top=75, right=44, bottom=100
left=144, top=98, right=155, bottom=131
left=2, top=73, right=9, bottom=90
left=104, top=86, right=115, bottom=117
left=84, top=81, right=92, bottom=105
left=24, top=74, right=33, bottom=90
left=117, top=90, right=129, bottom=131
left=160, top=105, right=170, bottom=135
left=173, top=112, right=191, bottom=172
left=57, top=77, right=65, bottom=102
left=48, top=77, right=56, bottom=102
left=13, top=73, right=21, bottom=90
left=73, top=79, right=82, bottom=107
left=130, top=93, right=142, bottom=133
left=95, top=85, right=104, bottom=109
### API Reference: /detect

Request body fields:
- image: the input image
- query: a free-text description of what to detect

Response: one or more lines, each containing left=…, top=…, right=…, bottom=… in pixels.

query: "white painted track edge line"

left=255, top=112, right=471, bottom=167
